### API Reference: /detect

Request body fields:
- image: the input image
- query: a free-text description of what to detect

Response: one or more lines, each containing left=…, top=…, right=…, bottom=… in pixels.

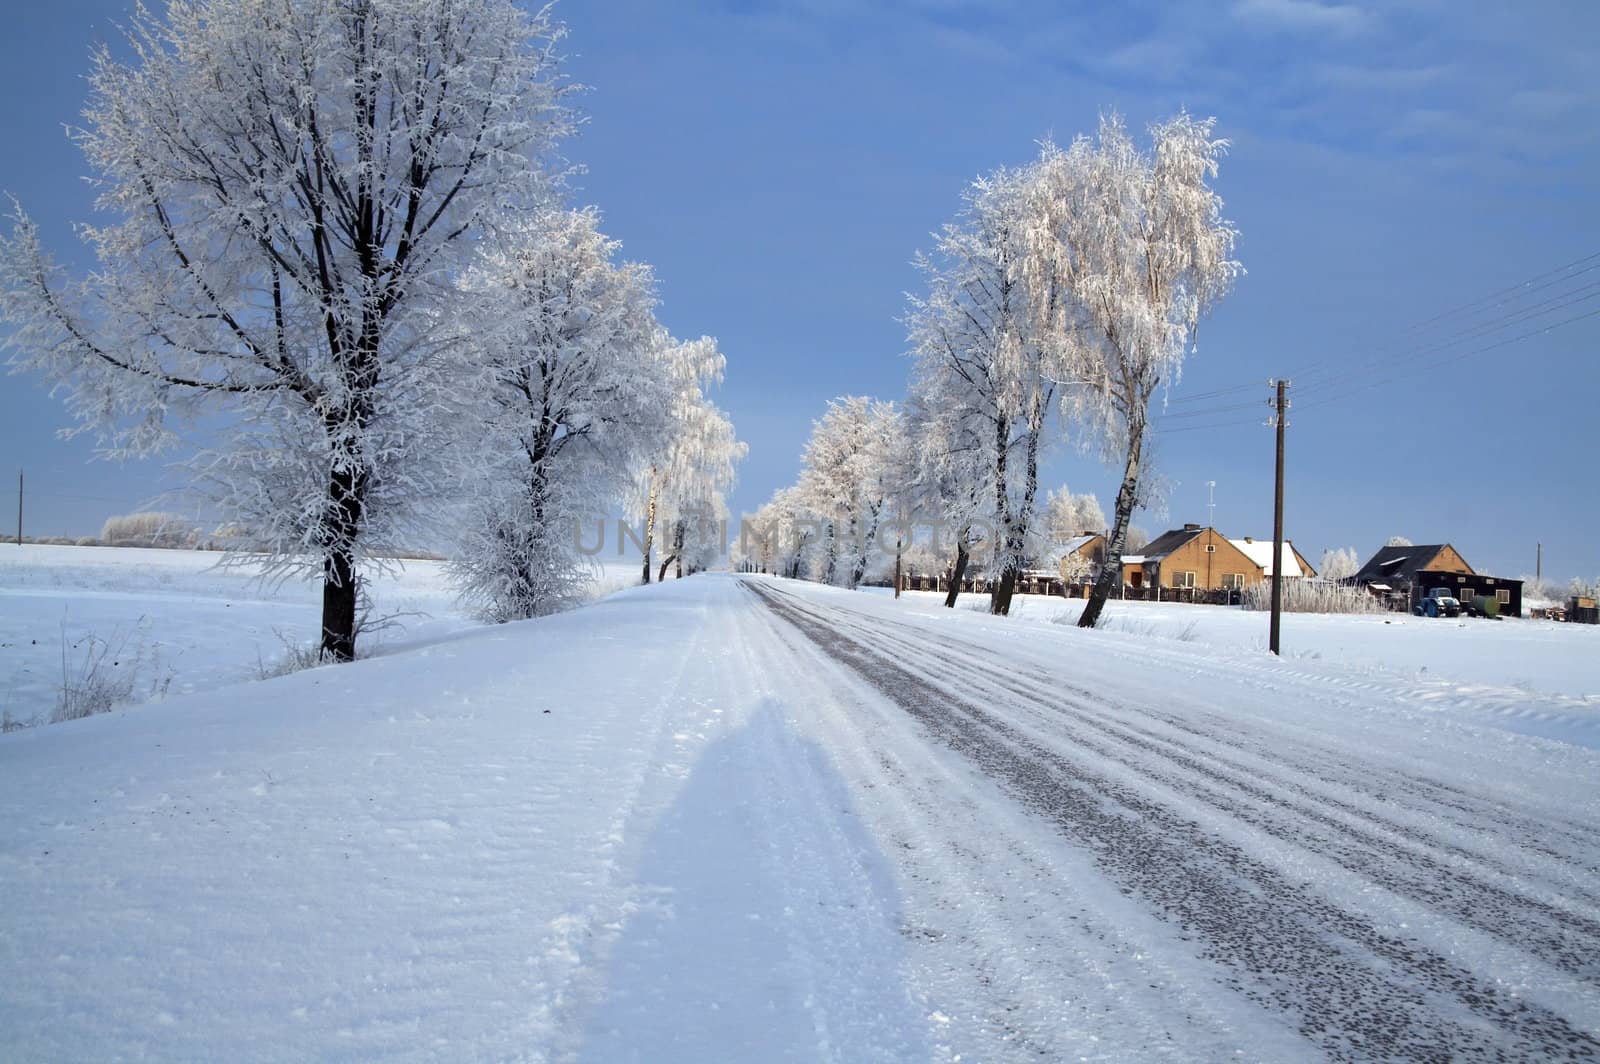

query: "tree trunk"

left=319, top=430, right=368, bottom=661
left=1079, top=423, right=1144, bottom=629
left=894, top=537, right=903, bottom=600
left=822, top=521, right=839, bottom=586
left=993, top=399, right=1045, bottom=618
left=640, top=470, right=657, bottom=584
left=320, top=545, right=359, bottom=662
left=989, top=408, right=1014, bottom=615
left=658, top=555, right=675, bottom=583
left=848, top=505, right=882, bottom=590
left=944, top=542, right=969, bottom=608
left=991, top=559, right=1021, bottom=616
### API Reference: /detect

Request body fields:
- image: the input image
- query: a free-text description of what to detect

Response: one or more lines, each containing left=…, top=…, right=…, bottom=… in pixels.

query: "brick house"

left=1120, top=525, right=1263, bottom=601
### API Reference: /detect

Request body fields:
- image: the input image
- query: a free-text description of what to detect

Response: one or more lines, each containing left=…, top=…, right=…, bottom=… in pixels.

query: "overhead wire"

left=1147, top=250, right=1599, bottom=435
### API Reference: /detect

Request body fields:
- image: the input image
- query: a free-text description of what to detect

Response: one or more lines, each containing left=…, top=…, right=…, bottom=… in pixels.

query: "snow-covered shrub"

left=256, top=631, right=326, bottom=680
left=53, top=620, right=171, bottom=723
left=1241, top=579, right=1382, bottom=615
left=2, top=708, right=36, bottom=733
left=100, top=512, right=196, bottom=548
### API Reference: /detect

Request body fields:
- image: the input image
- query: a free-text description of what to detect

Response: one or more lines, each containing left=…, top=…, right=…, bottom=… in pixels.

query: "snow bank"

left=0, top=544, right=642, bottom=728
left=875, top=588, right=1600, bottom=748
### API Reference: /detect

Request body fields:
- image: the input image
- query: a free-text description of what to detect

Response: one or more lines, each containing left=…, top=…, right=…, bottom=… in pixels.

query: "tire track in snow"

left=737, top=582, right=1297, bottom=1060
left=748, top=580, right=1600, bottom=1062
left=771, top=589, right=1600, bottom=974
left=788, top=587, right=1600, bottom=902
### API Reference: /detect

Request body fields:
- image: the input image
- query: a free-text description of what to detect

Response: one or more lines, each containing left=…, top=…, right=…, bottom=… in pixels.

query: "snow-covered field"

left=877, top=588, right=1600, bottom=747
left=3, top=564, right=1598, bottom=1060
left=0, top=544, right=640, bottom=729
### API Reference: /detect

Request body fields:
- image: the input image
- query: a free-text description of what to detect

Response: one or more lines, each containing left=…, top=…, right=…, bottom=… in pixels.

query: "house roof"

left=1138, top=526, right=1206, bottom=560
left=1229, top=538, right=1309, bottom=578
left=1352, top=544, right=1465, bottom=585
left=1040, top=533, right=1103, bottom=568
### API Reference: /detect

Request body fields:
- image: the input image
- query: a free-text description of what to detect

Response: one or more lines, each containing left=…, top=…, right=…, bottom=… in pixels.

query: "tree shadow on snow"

left=579, top=698, right=930, bottom=1062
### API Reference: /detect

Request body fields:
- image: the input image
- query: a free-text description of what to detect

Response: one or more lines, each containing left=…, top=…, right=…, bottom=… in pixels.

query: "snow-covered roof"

left=1229, top=538, right=1307, bottom=578
left=1059, top=534, right=1098, bottom=555
left=1120, top=554, right=1147, bottom=564
left=1040, top=534, right=1102, bottom=568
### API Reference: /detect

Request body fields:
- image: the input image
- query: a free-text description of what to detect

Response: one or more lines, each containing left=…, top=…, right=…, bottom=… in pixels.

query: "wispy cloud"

left=1232, top=0, right=1370, bottom=35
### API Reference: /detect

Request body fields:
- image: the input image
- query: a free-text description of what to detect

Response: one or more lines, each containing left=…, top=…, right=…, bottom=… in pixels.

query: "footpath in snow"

left=2, top=572, right=1598, bottom=1061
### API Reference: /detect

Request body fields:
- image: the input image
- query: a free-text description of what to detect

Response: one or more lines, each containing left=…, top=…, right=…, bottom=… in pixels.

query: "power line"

left=1153, top=250, right=1599, bottom=422
left=1388, top=250, right=1600, bottom=337
left=1291, top=306, right=1600, bottom=415
left=1294, top=281, right=1600, bottom=400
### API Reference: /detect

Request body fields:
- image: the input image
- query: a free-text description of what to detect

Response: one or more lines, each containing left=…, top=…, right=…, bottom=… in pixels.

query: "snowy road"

left=3, top=572, right=1597, bottom=1061
left=741, top=576, right=1600, bottom=1061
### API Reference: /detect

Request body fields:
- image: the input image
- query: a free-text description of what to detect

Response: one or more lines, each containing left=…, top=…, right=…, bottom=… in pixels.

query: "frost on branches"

left=0, top=0, right=572, bottom=660
left=1319, top=547, right=1361, bottom=584
left=450, top=209, right=666, bottom=623
left=795, top=397, right=903, bottom=590
left=907, top=165, right=1061, bottom=616
left=1023, top=113, right=1242, bottom=629
left=631, top=337, right=745, bottom=584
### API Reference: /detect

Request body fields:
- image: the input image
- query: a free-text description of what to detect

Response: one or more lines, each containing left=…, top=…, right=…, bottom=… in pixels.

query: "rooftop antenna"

left=1206, top=480, right=1217, bottom=529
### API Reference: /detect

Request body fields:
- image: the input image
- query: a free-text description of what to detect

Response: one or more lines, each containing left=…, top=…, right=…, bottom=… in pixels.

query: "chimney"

left=1184, top=523, right=1200, bottom=531
left=1244, top=536, right=1253, bottom=543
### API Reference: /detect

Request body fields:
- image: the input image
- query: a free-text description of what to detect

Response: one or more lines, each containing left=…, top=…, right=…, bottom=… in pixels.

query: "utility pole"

left=1536, top=542, right=1542, bottom=585
left=14, top=469, right=20, bottom=546
left=1269, top=380, right=1289, bottom=656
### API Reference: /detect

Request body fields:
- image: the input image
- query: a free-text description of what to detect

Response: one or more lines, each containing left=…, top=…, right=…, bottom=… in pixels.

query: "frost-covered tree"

left=0, top=0, right=572, bottom=660
left=904, top=356, right=994, bottom=608
left=1044, top=487, right=1106, bottom=539
left=632, top=335, right=744, bottom=583
left=1385, top=535, right=1414, bottom=548
left=450, top=208, right=666, bottom=622
left=795, top=396, right=901, bottom=589
left=1021, top=113, right=1242, bottom=629
left=907, top=165, right=1061, bottom=616
left=1125, top=524, right=1151, bottom=553
left=761, top=486, right=815, bottom=580
left=673, top=494, right=731, bottom=576
left=1318, top=546, right=1360, bottom=584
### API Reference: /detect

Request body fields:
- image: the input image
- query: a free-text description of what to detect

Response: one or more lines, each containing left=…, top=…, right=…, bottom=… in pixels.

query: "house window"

left=1205, top=544, right=1216, bottom=553
left=1222, top=573, right=1244, bottom=589
left=1497, top=589, right=1511, bottom=604
left=1461, top=586, right=1474, bottom=601
left=1172, top=571, right=1196, bottom=589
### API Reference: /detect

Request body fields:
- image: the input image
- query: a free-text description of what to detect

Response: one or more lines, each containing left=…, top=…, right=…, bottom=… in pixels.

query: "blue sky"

left=2, top=0, right=1596, bottom=581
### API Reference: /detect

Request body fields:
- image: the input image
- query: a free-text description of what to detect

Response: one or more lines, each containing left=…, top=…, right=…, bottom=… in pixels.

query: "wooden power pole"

left=1269, top=380, right=1289, bottom=656
left=14, top=469, right=20, bottom=547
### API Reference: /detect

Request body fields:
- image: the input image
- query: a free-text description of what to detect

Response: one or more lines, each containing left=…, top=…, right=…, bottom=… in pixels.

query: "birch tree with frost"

left=0, top=0, right=572, bottom=659
left=907, top=166, right=1060, bottom=616
left=1022, top=113, right=1242, bottom=629
left=795, top=396, right=900, bottom=589
left=632, top=335, right=744, bottom=583
left=904, top=361, right=995, bottom=609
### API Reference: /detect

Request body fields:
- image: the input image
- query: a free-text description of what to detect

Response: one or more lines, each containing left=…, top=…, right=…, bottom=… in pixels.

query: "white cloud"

left=1232, top=0, right=1370, bottom=34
